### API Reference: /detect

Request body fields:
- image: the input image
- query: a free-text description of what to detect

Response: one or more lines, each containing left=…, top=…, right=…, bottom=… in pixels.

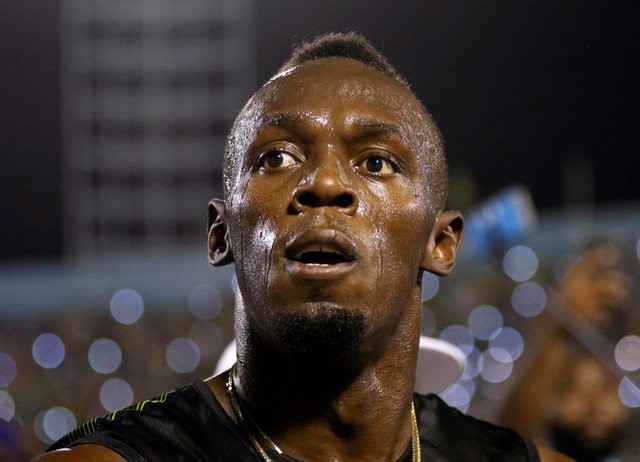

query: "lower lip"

left=284, top=259, right=357, bottom=280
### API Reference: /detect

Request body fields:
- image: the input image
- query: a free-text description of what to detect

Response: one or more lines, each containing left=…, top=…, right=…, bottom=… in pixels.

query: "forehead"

left=224, top=57, right=445, bottom=205
left=255, top=58, right=427, bottom=135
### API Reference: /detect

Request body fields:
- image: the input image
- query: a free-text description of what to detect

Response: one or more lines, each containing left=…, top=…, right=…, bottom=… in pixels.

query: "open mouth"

left=296, top=249, right=354, bottom=265
left=284, top=229, right=357, bottom=278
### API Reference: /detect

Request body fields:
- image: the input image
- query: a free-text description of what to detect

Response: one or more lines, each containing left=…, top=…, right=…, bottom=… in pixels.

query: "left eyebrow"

left=262, top=112, right=312, bottom=129
left=347, top=116, right=409, bottom=145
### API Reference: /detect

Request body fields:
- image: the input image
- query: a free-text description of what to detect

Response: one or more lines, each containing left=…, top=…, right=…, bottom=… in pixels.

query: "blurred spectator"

left=545, top=351, right=628, bottom=461
left=500, top=242, right=635, bottom=461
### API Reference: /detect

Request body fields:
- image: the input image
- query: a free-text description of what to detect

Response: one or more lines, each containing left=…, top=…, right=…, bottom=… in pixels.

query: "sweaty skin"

left=38, top=57, right=567, bottom=461
left=210, top=58, right=463, bottom=461
left=227, top=60, right=442, bottom=363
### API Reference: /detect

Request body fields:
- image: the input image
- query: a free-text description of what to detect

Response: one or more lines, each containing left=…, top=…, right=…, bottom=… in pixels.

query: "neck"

left=233, top=294, right=421, bottom=462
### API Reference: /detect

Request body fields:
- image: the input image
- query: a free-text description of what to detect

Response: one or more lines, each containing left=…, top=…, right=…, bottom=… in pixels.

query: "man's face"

left=550, top=357, right=628, bottom=454
left=223, top=58, right=440, bottom=358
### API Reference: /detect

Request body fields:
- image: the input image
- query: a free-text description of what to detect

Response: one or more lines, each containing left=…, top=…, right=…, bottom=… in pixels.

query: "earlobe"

left=208, top=199, right=234, bottom=266
left=420, top=210, right=464, bottom=277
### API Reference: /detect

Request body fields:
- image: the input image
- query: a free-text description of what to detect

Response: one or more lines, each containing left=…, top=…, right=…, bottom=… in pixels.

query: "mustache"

left=285, top=212, right=358, bottom=242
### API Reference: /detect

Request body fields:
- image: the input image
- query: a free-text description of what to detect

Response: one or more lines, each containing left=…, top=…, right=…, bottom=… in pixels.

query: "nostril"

left=333, top=193, right=354, bottom=209
left=291, top=190, right=356, bottom=213
left=297, top=192, right=319, bottom=207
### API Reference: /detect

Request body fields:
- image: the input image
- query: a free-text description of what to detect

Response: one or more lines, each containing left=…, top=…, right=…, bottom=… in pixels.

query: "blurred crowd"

left=0, top=294, right=235, bottom=459
left=1, top=238, right=639, bottom=461
left=500, top=241, right=640, bottom=461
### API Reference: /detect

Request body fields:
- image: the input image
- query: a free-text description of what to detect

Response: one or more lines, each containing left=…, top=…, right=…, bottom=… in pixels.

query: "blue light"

left=166, top=338, right=200, bottom=373
left=110, top=288, right=144, bottom=324
left=88, top=338, right=122, bottom=374
left=100, top=378, right=134, bottom=412
left=32, top=333, right=66, bottom=369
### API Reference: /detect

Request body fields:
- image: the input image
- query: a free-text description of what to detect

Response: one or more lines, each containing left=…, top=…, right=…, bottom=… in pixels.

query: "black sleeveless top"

left=48, top=381, right=539, bottom=461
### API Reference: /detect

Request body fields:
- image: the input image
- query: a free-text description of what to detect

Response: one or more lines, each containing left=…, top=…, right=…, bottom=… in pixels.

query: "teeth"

left=285, top=230, right=357, bottom=266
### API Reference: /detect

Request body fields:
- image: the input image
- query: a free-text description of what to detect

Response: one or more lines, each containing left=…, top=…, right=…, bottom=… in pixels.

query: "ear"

left=208, top=199, right=234, bottom=266
left=420, top=210, right=464, bottom=277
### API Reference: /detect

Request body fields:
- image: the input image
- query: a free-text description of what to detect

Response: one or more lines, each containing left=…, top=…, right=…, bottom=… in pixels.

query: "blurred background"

left=1, top=1, right=639, bottom=459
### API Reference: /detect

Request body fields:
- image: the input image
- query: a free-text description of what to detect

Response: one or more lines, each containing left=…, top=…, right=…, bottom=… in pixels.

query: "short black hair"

left=277, top=32, right=409, bottom=87
left=223, top=32, right=448, bottom=212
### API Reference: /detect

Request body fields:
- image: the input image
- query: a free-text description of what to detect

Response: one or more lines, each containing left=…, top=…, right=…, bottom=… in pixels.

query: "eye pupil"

left=366, top=156, right=384, bottom=172
left=266, top=151, right=284, bottom=168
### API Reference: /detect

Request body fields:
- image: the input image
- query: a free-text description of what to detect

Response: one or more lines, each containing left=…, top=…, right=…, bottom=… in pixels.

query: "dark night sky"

left=255, top=1, right=640, bottom=208
left=1, top=1, right=639, bottom=260
left=1, top=1, right=62, bottom=260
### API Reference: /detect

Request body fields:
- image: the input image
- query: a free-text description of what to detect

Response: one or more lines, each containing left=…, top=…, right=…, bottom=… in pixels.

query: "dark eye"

left=260, top=150, right=297, bottom=170
left=358, top=155, right=396, bottom=175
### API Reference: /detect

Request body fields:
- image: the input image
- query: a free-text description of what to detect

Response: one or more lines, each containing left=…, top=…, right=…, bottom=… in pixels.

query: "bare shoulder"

left=32, top=445, right=127, bottom=462
left=534, top=440, right=575, bottom=462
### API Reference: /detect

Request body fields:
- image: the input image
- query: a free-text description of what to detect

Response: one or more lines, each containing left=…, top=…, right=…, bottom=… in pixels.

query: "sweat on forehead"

left=223, top=43, right=448, bottom=212
left=265, top=57, right=417, bottom=108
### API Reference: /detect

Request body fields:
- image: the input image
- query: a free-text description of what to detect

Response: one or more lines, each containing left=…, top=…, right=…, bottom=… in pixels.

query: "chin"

left=271, top=304, right=368, bottom=368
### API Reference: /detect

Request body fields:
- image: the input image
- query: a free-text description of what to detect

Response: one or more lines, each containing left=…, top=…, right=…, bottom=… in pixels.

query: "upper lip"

left=284, top=229, right=357, bottom=264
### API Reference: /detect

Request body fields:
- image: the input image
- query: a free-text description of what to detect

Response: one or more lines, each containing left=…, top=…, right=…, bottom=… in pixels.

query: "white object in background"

left=214, top=341, right=238, bottom=376
left=414, top=336, right=466, bottom=394
left=215, top=336, right=466, bottom=394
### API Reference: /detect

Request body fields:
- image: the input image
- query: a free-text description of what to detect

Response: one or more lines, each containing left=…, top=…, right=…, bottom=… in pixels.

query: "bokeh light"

left=489, top=327, right=524, bottom=362
left=439, top=383, right=472, bottom=413
left=34, top=410, right=51, bottom=444
left=0, top=353, right=17, bottom=387
left=458, top=378, right=477, bottom=399
left=511, top=282, right=547, bottom=318
left=88, top=338, right=122, bottom=374
left=439, top=324, right=475, bottom=355
left=32, top=333, right=66, bottom=369
left=42, top=406, right=76, bottom=441
left=618, top=377, right=640, bottom=408
left=478, top=350, right=513, bottom=383
left=614, top=335, right=640, bottom=372
left=468, top=305, right=503, bottom=341
left=421, top=272, right=440, bottom=302
left=461, top=346, right=482, bottom=380
left=187, top=284, right=222, bottom=320
left=166, top=338, right=201, bottom=373
left=487, top=346, right=512, bottom=363
left=100, top=378, right=134, bottom=412
left=110, top=288, right=144, bottom=324
left=0, top=390, right=15, bottom=422
left=502, top=245, right=538, bottom=281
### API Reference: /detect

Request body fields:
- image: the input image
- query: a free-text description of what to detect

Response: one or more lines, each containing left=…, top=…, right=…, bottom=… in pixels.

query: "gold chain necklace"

left=226, top=367, right=421, bottom=462
left=226, top=367, right=282, bottom=461
left=410, top=403, right=421, bottom=462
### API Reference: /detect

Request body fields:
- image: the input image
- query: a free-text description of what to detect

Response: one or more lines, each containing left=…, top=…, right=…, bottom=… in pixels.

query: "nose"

left=290, top=157, right=358, bottom=215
